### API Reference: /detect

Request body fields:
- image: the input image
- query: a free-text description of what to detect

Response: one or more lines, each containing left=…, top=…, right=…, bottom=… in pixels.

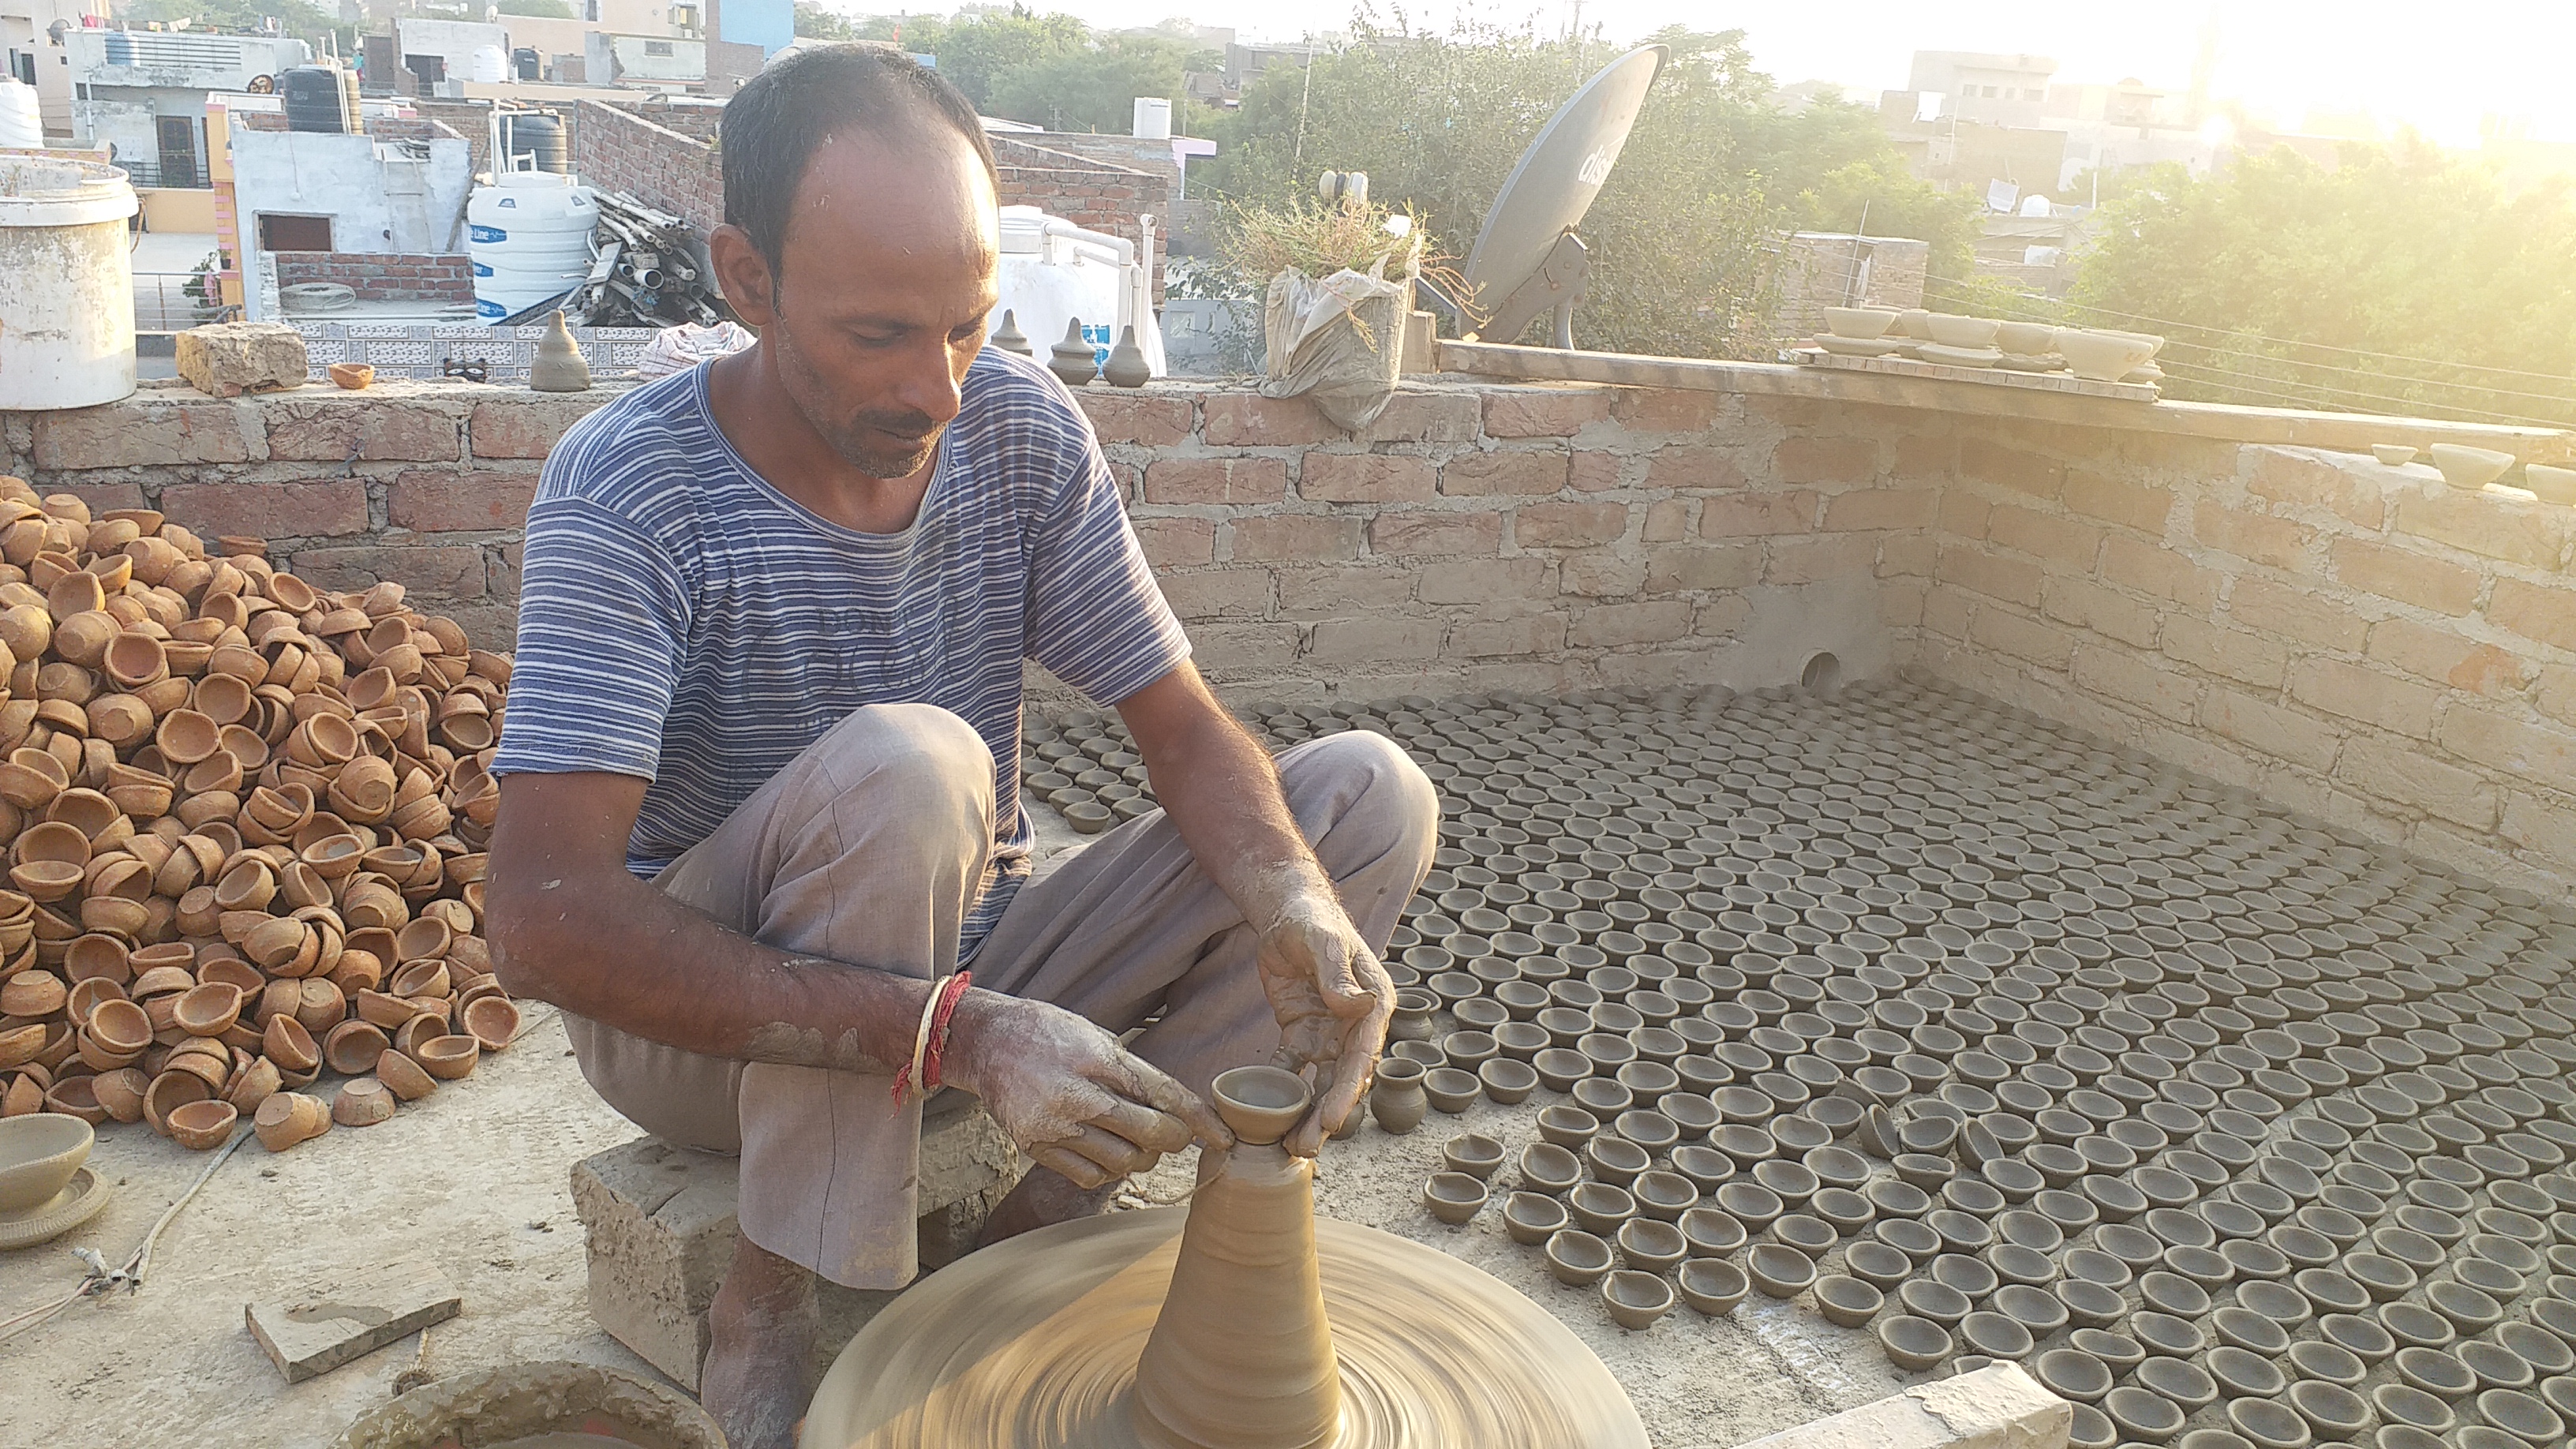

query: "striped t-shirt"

left=490, top=349, right=1191, bottom=957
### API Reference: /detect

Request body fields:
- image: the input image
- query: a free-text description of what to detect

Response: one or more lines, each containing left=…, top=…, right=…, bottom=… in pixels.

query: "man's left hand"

left=1256, top=886, right=1393, bottom=1157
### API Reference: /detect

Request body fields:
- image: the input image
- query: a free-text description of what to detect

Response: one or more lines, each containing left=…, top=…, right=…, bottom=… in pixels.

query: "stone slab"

left=567, top=1090, right=1023, bottom=1391
left=175, top=322, right=310, bottom=399
left=244, top=1258, right=462, bottom=1383
left=1791, top=348, right=2161, bottom=404
left=1717, top=1364, right=2070, bottom=1449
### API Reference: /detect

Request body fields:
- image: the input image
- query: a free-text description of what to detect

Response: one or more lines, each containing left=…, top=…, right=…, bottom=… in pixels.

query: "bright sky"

left=955, top=0, right=2576, bottom=148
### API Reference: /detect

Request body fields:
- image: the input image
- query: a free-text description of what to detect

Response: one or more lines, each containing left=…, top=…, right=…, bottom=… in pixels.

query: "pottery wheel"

left=799, top=1208, right=1648, bottom=1449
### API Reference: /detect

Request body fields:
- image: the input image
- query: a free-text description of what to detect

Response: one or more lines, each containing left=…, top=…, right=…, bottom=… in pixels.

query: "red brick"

left=2487, top=578, right=2576, bottom=651
left=1074, top=391, right=1193, bottom=446
left=1642, top=499, right=1690, bottom=542
left=1299, top=453, right=1436, bottom=504
left=1698, top=491, right=1817, bottom=538
left=1988, top=505, right=2104, bottom=568
left=467, top=397, right=601, bottom=459
left=2394, top=489, right=2570, bottom=571
left=2364, top=618, right=2532, bottom=696
left=1938, top=491, right=1991, bottom=539
left=1370, top=511, right=1501, bottom=556
left=31, top=398, right=258, bottom=469
left=1765, top=534, right=1876, bottom=585
left=2073, top=646, right=2202, bottom=722
left=1608, top=389, right=1720, bottom=434
left=2192, top=501, right=2313, bottom=569
left=265, top=399, right=461, bottom=463
left=1133, top=517, right=1215, bottom=568
left=1354, top=392, right=1478, bottom=445
left=2246, top=447, right=2384, bottom=529
left=388, top=469, right=541, bottom=533
left=1822, top=489, right=1939, bottom=531
left=1440, top=450, right=1570, bottom=497
left=1567, top=452, right=1623, bottom=493
left=2225, top=576, right=2368, bottom=652
left=162, top=480, right=369, bottom=541
left=287, top=543, right=485, bottom=599
left=48, top=481, right=149, bottom=517
left=1417, top=557, right=1551, bottom=605
left=1449, top=614, right=1567, bottom=657
left=1960, top=437, right=2065, bottom=499
left=2061, top=470, right=2174, bottom=533
left=2288, top=657, right=2439, bottom=736
left=1935, top=545, right=2042, bottom=607
left=1560, top=552, right=1646, bottom=597
left=1308, top=617, right=1442, bottom=663
left=1891, top=433, right=1956, bottom=481
left=1970, top=608, right=2076, bottom=669
left=1277, top=565, right=1414, bottom=614
left=1482, top=388, right=1611, bottom=438
left=2101, top=536, right=2220, bottom=609
left=1569, top=601, right=1692, bottom=647
left=1142, top=456, right=1288, bottom=506
left=1230, top=515, right=1359, bottom=562
left=1642, top=446, right=1747, bottom=492
left=1201, top=395, right=1336, bottom=447
left=2329, top=537, right=2481, bottom=616
left=1645, top=543, right=1759, bottom=593
left=2040, top=576, right=2160, bottom=648
left=1158, top=570, right=1271, bottom=620
left=1771, top=436, right=1880, bottom=486
left=1515, top=501, right=1626, bottom=549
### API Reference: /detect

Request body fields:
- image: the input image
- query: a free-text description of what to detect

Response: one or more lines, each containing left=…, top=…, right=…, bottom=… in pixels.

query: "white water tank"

left=0, top=157, right=137, bottom=410
left=0, top=81, right=41, bottom=149
left=468, top=44, right=507, bottom=84
left=466, top=171, right=596, bottom=323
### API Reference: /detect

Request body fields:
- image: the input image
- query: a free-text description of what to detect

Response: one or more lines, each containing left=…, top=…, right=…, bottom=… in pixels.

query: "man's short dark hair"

left=719, top=43, right=999, bottom=276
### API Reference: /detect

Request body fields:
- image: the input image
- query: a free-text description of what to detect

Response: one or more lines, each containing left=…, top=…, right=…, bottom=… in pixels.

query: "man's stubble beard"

left=773, top=323, right=946, bottom=481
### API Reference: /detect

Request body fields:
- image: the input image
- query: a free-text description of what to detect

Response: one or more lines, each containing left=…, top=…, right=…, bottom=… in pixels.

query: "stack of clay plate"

left=1810, top=308, right=1904, bottom=358
left=1918, top=315, right=2003, bottom=369
left=1994, top=321, right=2064, bottom=373
left=0, top=479, right=518, bottom=1158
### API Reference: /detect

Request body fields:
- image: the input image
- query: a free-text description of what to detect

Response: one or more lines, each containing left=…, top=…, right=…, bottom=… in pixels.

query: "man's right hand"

left=939, top=990, right=1232, bottom=1188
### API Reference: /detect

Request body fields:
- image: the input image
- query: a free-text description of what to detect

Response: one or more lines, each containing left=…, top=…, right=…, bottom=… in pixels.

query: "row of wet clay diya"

left=0, top=478, right=522, bottom=1167
left=1811, top=308, right=2165, bottom=383
left=1259, top=680, right=2576, bottom=1387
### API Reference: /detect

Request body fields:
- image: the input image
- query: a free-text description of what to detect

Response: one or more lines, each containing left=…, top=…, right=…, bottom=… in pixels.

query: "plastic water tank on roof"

left=466, top=171, right=597, bottom=323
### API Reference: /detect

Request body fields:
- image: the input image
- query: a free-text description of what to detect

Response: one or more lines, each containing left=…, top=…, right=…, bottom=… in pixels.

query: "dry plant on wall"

left=1215, top=197, right=1477, bottom=335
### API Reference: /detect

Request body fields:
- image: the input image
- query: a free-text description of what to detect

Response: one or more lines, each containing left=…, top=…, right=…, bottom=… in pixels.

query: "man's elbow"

left=484, top=881, right=569, bottom=1001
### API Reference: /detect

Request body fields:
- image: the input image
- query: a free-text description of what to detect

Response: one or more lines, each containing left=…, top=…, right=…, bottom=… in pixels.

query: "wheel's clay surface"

left=799, top=1208, right=1646, bottom=1449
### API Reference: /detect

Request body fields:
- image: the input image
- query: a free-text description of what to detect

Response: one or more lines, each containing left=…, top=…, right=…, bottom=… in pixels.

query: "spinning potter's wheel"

left=800, top=1068, right=1647, bottom=1449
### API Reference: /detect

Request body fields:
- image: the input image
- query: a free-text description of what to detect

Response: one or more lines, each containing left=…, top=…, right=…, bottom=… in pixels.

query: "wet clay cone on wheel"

left=1131, top=1065, right=1340, bottom=1449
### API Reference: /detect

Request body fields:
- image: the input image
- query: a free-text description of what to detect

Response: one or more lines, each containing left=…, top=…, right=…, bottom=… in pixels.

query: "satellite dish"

left=1461, top=44, right=1666, bottom=349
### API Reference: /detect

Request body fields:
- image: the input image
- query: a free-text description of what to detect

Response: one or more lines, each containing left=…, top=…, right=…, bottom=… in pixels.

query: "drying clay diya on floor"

left=0, top=1110, right=110, bottom=1249
left=800, top=1065, right=1648, bottom=1447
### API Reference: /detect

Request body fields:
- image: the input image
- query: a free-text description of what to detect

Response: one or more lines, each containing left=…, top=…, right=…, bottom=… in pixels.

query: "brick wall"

left=275, top=252, right=476, bottom=305
left=9, top=375, right=2576, bottom=891
left=573, top=98, right=723, bottom=234
left=990, top=137, right=1170, bottom=302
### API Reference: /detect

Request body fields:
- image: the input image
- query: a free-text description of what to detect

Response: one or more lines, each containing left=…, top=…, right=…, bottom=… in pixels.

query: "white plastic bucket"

left=466, top=170, right=595, bottom=323
left=0, top=81, right=42, bottom=150
left=0, top=157, right=139, bottom=410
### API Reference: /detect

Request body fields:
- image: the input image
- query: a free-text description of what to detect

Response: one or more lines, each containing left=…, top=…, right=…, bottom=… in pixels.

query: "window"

left=257, top=214, right=334, bottom=251
left=8, top=51, right=32, bottom=86
left=644, top=39, right=672, bottom=55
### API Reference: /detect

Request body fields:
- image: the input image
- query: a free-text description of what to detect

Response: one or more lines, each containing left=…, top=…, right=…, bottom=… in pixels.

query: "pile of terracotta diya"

left=0, top=483, right=513, bottom=1155
left=1032, top=682, right=2576, bottom=1449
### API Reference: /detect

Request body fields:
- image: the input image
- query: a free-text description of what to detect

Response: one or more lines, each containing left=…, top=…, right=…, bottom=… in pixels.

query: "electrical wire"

left=2147, top=358, right=2560, bottom=427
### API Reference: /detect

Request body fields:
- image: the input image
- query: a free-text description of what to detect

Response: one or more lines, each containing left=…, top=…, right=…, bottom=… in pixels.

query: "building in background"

left=65, top=28, right=312, bottom=184
left=0, top=0, right=103, bottom=139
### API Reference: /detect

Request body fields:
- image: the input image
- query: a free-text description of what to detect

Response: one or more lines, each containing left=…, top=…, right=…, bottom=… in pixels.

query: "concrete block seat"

left=569, top=1089, right=1023, bottom=1391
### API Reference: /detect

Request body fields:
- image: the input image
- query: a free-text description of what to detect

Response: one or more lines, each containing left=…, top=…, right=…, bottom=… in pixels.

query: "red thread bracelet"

left=891, top=971, right=972, bottom=1104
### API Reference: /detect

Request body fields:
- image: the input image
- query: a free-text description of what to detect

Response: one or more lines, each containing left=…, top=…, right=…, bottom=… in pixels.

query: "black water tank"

left=279, top=66, right=350, bottom=133
left=506, top=112, right=569, bottom=174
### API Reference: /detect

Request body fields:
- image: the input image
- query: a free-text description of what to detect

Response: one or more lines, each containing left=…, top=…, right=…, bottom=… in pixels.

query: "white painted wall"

left=230, top=126, right=473, bottom=254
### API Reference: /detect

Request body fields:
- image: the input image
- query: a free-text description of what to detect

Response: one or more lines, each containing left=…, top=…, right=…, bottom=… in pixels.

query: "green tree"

left=792, top=1, right=859, bottom=40
left=1200, top=22, right=1788, bottom=357
left=918, top=7, right=1088, bottom=112
left=498, top=0, right=574, bottom=17
left=120, top=0, right=346, bottom=51
left=983, top=32, right=1202, bottom=132
left=2068, top=140, right=2576, bottom=425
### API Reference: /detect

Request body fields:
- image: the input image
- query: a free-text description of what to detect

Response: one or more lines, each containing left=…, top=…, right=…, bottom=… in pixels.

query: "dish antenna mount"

left=1461, top=44, right=1666, bottom=349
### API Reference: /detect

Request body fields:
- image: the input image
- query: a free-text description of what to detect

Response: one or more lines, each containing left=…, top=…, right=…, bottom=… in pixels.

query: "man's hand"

left=940, top=989, right=1231, bottom=1189
left=1257, top=886, right=1394, bottom=1158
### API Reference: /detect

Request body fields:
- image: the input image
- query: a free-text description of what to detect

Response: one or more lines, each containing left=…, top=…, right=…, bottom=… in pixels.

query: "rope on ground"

left=0, top=1119, right=256, bottom=1346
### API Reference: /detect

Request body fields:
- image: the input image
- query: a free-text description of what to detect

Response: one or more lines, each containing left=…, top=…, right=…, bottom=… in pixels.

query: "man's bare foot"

left=702, top=1234, right=817, bottom=1449
left=975, top=1164, right=1123, bottom=1247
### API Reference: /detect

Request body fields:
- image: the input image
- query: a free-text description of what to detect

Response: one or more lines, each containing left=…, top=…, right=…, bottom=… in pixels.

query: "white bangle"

left=900, top=974, right=952, bottom=1103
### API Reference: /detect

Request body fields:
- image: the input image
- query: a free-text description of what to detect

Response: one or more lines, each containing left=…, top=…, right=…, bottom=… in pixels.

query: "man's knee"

left=809, top=702, right=997, bottom=813
left=1285, top=729, right=1440, bottom=865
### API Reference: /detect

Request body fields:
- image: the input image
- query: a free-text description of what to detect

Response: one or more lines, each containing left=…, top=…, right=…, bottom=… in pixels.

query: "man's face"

left=743, top=127, right=1000, bottom=481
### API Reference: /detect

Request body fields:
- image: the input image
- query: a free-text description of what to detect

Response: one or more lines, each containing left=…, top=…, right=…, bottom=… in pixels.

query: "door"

left=155, top=114, right=197, bottom=187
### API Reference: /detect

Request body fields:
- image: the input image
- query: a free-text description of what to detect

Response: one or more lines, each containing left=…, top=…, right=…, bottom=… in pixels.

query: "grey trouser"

left=562, top=703, right=1438, bottom=1288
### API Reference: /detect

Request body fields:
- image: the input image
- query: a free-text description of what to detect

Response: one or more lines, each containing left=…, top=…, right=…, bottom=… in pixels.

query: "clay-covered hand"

left=941, top=988, right=1231, bottom=1189
left=1256, top=884, right=1393, bottom=1158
